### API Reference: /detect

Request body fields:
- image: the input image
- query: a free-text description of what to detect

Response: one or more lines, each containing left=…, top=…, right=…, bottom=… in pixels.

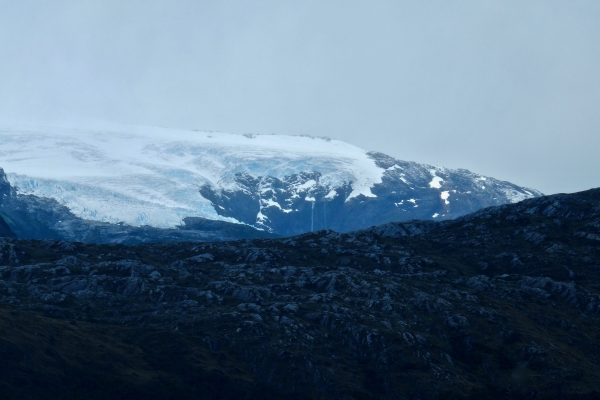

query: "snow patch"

left=261, top=198, right=293, bottom=213
left=296, top=179, right=317, bottom=191
left=256, top=210, right=268, bottom=224
left=324, top=189, right=338, bottom=200
left=440, top=191, right=450, bottom=205
left=428, top=170, right=443, bottom=189
left=502, top=188, right=533, bottom=203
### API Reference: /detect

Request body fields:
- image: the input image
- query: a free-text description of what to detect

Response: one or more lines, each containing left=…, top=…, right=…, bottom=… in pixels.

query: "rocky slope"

left=0, top=125, right=540, bottom=236
left=0, top=188, right=598, bottom=399
left=202, top=152, right=540, bottom=235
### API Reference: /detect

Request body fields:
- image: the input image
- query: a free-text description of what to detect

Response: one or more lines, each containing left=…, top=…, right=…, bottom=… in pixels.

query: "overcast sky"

left=0, top=1, right=598, bottom=194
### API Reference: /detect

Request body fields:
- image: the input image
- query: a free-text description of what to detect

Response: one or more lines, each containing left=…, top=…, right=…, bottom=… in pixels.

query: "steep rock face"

left=202, top=152, right=541, bottom=235
left=0, top=216, right=14, bottom=238
left=0, top=168, right=73, bottom=240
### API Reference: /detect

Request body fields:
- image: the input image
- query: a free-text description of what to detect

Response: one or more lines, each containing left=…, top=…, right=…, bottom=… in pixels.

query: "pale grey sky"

left=0, top=0, right=598, bottom=194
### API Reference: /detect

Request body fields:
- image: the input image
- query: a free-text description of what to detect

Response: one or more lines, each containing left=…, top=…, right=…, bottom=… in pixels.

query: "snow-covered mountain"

left=0, top=124, right=541, bottom=236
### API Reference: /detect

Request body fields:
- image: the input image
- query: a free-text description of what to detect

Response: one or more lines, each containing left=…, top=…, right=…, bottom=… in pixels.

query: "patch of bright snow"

left=428, top=170, right=443, bottom=189
left=502, top=188, right=533, bottom=203
left=256, top=210, right=268, bottom=224
left=324, top=189, right=338, bottom=200
left=261, top=198, right=293, bottom=213
left=440, top=191, right=450, bottom=205
left=296, top=179, right=317, bottom=191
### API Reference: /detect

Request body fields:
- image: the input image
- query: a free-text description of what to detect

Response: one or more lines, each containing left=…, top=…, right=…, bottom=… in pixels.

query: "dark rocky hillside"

left=0, top=188, right=599, bottom=399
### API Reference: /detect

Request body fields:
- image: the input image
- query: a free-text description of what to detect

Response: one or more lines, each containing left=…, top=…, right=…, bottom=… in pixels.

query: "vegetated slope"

left=0, top=189, right=598, bottom=399
left=0, top=124, right=540, bottom=236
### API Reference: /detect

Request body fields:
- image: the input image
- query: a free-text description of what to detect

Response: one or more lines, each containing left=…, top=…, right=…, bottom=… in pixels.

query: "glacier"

left=0, top=123, right=386, bottom=228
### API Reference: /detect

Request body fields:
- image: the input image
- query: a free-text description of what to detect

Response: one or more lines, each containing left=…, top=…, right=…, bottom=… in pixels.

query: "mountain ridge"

left=0, top=124, right=540, bottom=236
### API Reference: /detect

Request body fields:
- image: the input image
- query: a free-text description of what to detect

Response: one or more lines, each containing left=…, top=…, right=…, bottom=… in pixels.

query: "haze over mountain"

left=1, top=1, right=599, bottom=194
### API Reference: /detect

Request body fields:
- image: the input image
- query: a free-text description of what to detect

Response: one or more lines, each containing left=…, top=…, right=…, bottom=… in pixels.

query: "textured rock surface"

left=201, top=152, right=541, bottom=235
left=0, top=188, right=599, bottom=399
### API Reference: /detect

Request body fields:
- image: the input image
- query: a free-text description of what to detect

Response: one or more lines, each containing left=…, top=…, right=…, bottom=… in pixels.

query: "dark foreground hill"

left=0, top=189, right=599, bottom=399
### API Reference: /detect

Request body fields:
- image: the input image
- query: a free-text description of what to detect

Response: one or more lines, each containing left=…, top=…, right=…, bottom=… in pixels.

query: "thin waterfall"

left=311, top=201, right=315, bottom=232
